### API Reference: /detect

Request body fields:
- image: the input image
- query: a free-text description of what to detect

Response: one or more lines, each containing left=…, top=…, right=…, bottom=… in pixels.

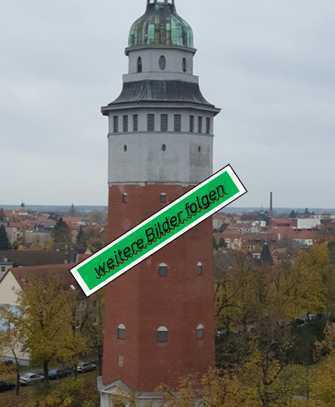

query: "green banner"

left=71, top=165, right=247, bottom=296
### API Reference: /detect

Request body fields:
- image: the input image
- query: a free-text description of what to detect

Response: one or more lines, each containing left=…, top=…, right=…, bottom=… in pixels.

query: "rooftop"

left=128, top=0, right=194, bottom=50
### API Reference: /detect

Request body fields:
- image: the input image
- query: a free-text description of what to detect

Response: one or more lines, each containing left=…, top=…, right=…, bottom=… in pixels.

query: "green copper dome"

left=128, top=0, right=194, bottom=49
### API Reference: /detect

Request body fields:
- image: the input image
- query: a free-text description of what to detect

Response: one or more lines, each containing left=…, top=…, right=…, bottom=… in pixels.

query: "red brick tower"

left=99, top=1, right=220, bottom=405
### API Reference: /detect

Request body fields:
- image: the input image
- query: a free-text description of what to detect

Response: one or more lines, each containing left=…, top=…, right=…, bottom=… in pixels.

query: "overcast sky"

left=1, top=0, right=334, bottom=208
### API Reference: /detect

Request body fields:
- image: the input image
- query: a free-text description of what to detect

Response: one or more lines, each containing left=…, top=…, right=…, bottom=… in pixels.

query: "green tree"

left=76, top=226, right=88, bottom=254
left=51, top=218, right=72, bottom=252
left=0, top=225, right=11, bottom=250
left=289, top=210, right=297, bottom=219
left=0, top=208, right=5, bottom=221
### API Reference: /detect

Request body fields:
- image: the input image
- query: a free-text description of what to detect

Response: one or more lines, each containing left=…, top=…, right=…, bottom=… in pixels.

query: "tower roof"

left=128, top=0, right=194, bottom=50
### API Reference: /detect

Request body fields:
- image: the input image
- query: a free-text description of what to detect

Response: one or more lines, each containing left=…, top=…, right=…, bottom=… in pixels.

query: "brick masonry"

left=102, top=184, right=215, bottom=391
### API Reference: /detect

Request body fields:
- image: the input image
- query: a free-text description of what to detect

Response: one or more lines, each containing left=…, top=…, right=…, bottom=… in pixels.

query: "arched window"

left=123, top=145, right=128, bottom=152
left=159, top=55, right=166, bottom=70
left=197, top=261, right=204, bottom=274
left=198, top=146, right=201, bottom=153
left=137, top=57, right=142, bottom=73
left=122, top=193, right=128, bottom=204
left=182, top=57, right=187, bottom=73
left=160, top=192, right=167, bottom=203
left=117, top=324, right=126, bottom=339
left=161, top=144, right=167, bottom=152
left=157, top=326, right=169, bottom=343
left=158, top=263, right=168, bottom=277
left=196, top=324, right=205, bottom=339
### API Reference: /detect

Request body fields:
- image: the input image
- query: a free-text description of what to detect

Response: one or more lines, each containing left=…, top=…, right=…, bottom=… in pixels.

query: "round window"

left=159, top=55, right=166, bottom=70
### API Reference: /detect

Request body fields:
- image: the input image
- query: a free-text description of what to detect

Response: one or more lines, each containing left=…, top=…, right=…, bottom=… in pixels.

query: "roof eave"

left=101, top=103, right=221, bottom=116
left=125, top=45, right=197, bottom=56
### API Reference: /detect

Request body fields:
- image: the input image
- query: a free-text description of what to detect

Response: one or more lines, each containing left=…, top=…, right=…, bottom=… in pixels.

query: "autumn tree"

left=18, top=276, right=88, bottom=385
left=214, top=244, right=332, bottom=405
left=0, top=305, right=24, bottom=395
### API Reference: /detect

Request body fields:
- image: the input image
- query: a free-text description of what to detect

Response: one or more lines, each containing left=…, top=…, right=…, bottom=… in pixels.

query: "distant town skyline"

left=1, top=0, right=334, bottom=207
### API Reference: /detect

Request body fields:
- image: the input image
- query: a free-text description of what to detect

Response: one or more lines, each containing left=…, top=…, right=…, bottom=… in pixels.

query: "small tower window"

left=147, top=114, right=155, bottom=131
left=160, top=192, right=167, bottom=203
left=113, top=116, right=119, bottom=133
left=159, top=55, right=166, bottom=70
left=161, top=144, right=167, bottom=152
left=118, top=355, right=125, bottom=367
left=196, top=324, right=205, bottom=339
left=133, top=114, right=138, bottom=132
left=189, top=115, right=194, bottom=133
left=160, top=114, right=168, bottom=132
left=123, top=115, right=129, bottom=133
left=123, top=145, right=128, bottom=152
left=206, top=117, right=211, bottom=134
left=198, top=117, right=203, bottom=133
left=198, top=146, right=201, bottom=153
left=122, top=193, right=128, bottom=203
left=158, top=263, right=169, bottom=277
left=137, top=57, right=142, bottom=73
left=157, top=326, right=169, bottom=343
left=197, top=261, right=204, bottom=274
left=182, top=57, right=187, bottom=73
left=174, top=114, right=181, bottom=132
left=117, top=324, right=127, bottom=339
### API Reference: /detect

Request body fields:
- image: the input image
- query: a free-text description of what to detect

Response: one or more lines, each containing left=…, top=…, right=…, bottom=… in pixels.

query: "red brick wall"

left=102, top=184, right=215, bottom=391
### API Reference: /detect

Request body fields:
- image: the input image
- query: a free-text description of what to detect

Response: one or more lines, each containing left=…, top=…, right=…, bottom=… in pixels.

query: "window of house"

left=123, top=145, right=128, bottom=152
left=137, top=57, right=142, bottom=73
left=182, top=57, right=187, bottom=73
left=198, top=146, right=201, bottom=153
left=161, top=114, right=168, bottom=132
left=206, top=117, right=211, bottom=134
left=158, top=263, right=169, bottom=277
left=161, top=144, right=167, bottom=152
left=159, top=55, right=166, bottom=70
left=174, top=114, right=181, bottom=132
left=157, top=326, right=169, bottom=343
left=197, top=261, right=204, bottom=274
left=189, top=115, right=194, bottom=133
left=198, top=116, right=203, bottom=133
left=117, top=324, right=126, bottom=339
left=113, top=116, right=119, bottom=133
left=133, top=114, right=138, bottom=132
left=123, top=115, right=128, bottom=133
left=196, top=324, right=205, bottom=339
left=147, top=114, right=155, bottom=131
left=122, top=193, right=128, bottom=203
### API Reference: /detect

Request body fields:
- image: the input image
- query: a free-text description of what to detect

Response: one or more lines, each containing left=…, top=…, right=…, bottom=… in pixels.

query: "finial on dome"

left=146, top=0, right=175, bottom=6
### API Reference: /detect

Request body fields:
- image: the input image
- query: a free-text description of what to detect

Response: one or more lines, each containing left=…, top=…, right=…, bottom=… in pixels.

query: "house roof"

left=10, top=264, right=77, bottom=291
left=102, top=80, right=220, bottom=112
left=0, top=250, right=69, bottom=267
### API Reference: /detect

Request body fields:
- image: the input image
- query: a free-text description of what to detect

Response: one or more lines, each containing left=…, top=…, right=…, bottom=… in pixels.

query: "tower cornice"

left=125, top=45, right=197, bottom=56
